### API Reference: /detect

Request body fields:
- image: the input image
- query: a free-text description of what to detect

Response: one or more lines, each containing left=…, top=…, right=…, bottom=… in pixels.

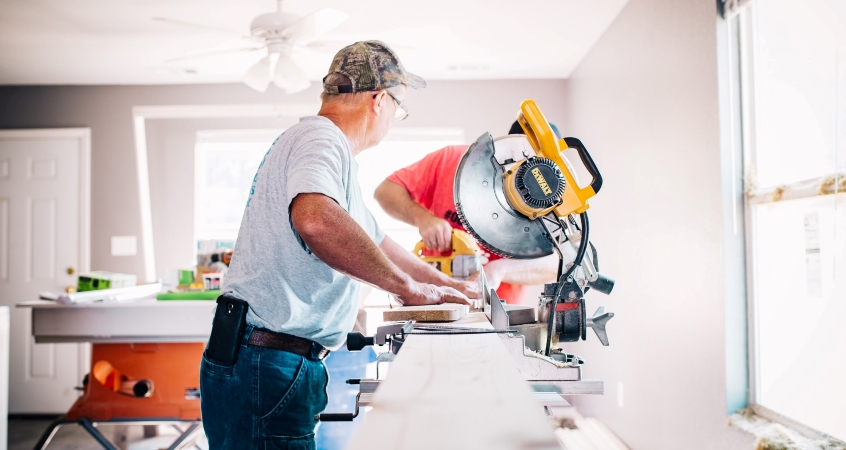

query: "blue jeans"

left=200, top=325, right=329, bottom=450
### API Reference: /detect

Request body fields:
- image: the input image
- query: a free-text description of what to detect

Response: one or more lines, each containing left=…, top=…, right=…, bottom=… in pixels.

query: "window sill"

left=728, top=406, right=846, bottom=449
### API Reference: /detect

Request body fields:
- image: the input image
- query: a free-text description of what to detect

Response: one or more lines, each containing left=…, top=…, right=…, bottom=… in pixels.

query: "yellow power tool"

left=413, top=229, right=481, bottom=279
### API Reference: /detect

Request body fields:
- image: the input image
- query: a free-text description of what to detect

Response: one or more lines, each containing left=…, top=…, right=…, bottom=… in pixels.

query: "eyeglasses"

left=386, top=91, right=409, bottom=121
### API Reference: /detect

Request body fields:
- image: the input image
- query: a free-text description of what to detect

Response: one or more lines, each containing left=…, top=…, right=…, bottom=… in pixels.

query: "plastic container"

left=202, top=272, right=222, bottom=290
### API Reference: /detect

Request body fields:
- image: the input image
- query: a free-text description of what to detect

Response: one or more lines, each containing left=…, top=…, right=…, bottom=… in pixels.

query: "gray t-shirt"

left=223, top=116, right=385, bottom=348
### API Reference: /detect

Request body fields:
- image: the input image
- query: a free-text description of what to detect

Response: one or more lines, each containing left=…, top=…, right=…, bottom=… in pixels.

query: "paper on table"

left=55, top=283, right=163, bottom=305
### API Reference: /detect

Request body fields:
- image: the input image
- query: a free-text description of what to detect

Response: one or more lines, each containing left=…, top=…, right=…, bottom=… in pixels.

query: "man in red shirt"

left=374, top=121, right=561, bottom=304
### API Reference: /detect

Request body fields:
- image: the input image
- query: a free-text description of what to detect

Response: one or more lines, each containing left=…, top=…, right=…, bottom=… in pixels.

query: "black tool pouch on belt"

left=205, top=295, right=249, bottom=366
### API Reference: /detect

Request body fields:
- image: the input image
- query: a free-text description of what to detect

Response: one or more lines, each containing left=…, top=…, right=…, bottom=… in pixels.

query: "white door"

left=0, top=129, right=90, bottom=413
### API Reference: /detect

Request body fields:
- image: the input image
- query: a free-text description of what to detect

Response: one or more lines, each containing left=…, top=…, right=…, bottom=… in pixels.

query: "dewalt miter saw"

left=413, top=229, right=481, bottom=280
left=454, top=99, right=616, bottom=357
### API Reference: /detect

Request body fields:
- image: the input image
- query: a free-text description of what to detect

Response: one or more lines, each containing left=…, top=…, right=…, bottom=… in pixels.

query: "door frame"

left=0, top=127, right=92, bottom=385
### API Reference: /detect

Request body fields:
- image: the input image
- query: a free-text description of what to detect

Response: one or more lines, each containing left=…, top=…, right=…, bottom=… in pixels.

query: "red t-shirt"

left=387, top=145, right=528, bottom=304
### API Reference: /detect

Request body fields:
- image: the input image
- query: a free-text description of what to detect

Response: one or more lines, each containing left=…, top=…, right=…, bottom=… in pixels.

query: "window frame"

left=728, top=3, right=846, bottom=441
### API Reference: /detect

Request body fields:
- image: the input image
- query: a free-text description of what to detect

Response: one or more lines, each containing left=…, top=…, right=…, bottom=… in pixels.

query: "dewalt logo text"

left=531, top=167, right=553, bottom=196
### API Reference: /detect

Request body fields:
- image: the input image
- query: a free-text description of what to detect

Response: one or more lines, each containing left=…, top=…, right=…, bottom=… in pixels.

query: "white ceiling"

left=0, top=0, right=629, bottom=86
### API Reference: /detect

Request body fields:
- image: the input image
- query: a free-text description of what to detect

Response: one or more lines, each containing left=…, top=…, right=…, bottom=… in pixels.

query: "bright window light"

left=194, top=130, right=283, bottom=242
left=193, top=127, right=464, bottom=311
left=739, top=0, right=846, bottom=440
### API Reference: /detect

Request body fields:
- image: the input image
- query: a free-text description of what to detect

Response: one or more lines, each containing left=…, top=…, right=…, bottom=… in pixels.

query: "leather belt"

left=247, top=329, right=330, bottom=361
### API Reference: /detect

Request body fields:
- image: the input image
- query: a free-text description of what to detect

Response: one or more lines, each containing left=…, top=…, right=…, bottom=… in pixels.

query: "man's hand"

left=449, top=271, right=482, bottom=299
left=379, top=236, right=479, bottom=301
left=374, top=180, right=453, bottom=252
left=418, top=216, right=453, bottom=252
left=395, top=282, right=471, bottom=306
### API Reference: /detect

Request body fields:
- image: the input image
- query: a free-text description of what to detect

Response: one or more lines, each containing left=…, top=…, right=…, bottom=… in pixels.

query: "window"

left=194, top=129, right=283, bottom=243
left=732, top=0, right=846, bottom=440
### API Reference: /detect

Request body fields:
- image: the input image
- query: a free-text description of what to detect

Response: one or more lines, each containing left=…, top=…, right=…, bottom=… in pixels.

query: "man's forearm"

left=291, top=194, right=413, bottom=296
left=379, top=235, right=454, bottom=286
left=374, top=179, right=454, bottom=251
left=486, top=254, right=559, bottom=286
left=374, top=179, right=434, bottom=227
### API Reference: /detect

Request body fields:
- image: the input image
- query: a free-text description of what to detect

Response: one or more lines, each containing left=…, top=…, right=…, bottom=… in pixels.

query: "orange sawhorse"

left=33, top=342, right=206, bottom=450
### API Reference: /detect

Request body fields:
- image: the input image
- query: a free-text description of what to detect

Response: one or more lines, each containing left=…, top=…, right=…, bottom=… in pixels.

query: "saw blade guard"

left=454, top=133, right=555, bottom=259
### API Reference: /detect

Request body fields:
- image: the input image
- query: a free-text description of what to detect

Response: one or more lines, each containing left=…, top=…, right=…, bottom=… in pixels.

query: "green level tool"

left=156, top=290, right=221, bottom=301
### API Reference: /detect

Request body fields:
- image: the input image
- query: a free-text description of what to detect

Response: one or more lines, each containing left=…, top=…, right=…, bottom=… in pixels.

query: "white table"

left=17, top=300, right=214, bottom=450
left=18, top=300, right=215, bottom=344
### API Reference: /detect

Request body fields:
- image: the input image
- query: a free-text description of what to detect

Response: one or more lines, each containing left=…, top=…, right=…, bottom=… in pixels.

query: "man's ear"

left=370, top=90, right=386, bottom=116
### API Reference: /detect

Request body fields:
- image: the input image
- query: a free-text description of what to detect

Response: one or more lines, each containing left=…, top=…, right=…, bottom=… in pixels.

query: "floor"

left=8, top=416, right=205, bottom=450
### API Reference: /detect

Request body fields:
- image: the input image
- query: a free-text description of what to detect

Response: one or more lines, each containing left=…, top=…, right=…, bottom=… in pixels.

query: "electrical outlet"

left=111, top=236, right=137, bottom=256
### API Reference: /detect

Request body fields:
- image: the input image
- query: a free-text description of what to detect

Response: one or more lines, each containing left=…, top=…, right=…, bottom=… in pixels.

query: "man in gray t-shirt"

left=200, top=41, right=479, bottom=450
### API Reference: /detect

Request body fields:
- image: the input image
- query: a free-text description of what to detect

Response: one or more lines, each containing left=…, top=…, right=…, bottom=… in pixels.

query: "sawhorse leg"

left=78, top=418, right=120, bottom=450
left=33, top=418, right=203, bottom=450
left=32, top=416, right=70, bottom=450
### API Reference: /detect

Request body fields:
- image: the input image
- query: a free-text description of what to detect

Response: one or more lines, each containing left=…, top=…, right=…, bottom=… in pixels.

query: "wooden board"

left=347, top=312, right=561, bottom=450
left=382, top=304, right=468, bottom=322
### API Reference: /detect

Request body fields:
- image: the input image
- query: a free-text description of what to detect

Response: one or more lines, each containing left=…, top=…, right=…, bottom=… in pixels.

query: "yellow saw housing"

left=503, top=100, right=602, bottom=219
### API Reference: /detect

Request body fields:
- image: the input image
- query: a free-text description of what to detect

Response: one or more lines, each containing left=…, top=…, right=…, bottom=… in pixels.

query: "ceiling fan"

left=154, top=1, right=349, bottom=93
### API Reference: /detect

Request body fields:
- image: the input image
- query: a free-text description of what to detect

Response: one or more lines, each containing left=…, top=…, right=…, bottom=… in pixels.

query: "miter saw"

left=454, top=99, right=616, bottom=357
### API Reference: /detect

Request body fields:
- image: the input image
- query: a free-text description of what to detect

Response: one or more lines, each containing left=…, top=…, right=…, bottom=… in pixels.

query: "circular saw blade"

left=454, top=133, right=554, bottom=259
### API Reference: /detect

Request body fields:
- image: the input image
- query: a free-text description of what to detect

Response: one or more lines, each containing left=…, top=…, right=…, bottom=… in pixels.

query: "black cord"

left=544, top=212, right=590, bottom=356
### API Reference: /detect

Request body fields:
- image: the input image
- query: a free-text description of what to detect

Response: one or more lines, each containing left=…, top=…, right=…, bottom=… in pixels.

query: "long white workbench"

left=21, top=301, right=566, bottom=448
left=347, top=312, right=563, bottom=450
left=19, top=300, right=215, bottom=343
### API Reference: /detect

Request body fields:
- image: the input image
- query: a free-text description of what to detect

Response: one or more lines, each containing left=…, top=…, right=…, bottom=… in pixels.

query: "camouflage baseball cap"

left=323, top=40, right=426, bottom=94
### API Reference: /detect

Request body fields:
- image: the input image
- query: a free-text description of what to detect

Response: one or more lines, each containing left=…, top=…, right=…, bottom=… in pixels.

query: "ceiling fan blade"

left=243, top=55, right=272, bottom=93
left=153, top=17, right=255, bottom=39
left=283, top=8, right=349, bottom=42
left=165, top=46, right=265, bottom=63
left=273, top=56, right=311, bottom=94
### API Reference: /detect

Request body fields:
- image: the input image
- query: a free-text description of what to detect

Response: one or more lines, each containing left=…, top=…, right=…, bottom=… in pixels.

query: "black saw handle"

left=563, top=137, right=603, bottom=195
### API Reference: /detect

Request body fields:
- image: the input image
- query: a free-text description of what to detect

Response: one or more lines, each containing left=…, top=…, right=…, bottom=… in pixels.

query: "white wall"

left=559, top=0, right=754, bottom=448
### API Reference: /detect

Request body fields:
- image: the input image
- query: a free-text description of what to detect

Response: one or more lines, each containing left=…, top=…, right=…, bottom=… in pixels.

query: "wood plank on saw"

left=382, top=304, right=468, bottom=322
left=346, top=319, right=561, bottom=450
